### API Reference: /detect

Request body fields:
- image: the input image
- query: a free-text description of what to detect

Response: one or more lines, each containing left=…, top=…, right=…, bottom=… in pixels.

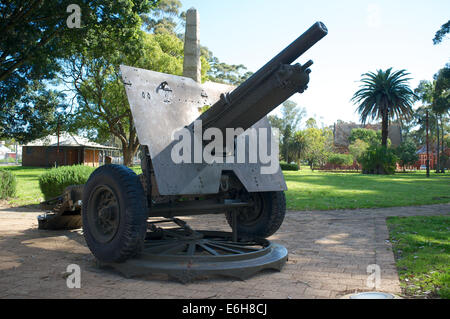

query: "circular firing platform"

left=97, top=220, right=288, bottom=283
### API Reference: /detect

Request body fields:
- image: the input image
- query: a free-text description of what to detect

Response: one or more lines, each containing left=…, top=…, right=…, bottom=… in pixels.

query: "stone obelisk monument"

left=183, top=8, right=201, bottom=83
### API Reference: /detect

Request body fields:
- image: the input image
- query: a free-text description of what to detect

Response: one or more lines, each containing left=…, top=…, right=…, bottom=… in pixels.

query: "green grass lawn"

left=387, top=216, right=450, bottom=299
left=284, top=168, right=450, bottom=211
left=2, top=166, right=49, bottom=207
left=2, top=166, right=450, bottom=210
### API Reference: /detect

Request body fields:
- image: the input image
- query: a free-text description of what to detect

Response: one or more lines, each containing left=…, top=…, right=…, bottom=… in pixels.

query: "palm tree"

left=352, top=68, right=416, bottom=147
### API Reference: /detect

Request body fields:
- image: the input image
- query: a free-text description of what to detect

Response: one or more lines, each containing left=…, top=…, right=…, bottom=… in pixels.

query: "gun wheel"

left=86, top=185, right=120, bottom=244
left=82, top=165, right=148, bottom=263
left=225, top=191, right=286, bottom=238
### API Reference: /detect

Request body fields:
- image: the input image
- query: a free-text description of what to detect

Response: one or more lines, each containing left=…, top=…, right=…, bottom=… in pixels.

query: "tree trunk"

left=436, top=120, right=440, bottom=173
left=441, top=117, right=445, bottom=173
left=122, top=147, right=134, bottom=167
left=121, top=136, right=140, bottom=167
left=381, top=110, right=389, bottom=148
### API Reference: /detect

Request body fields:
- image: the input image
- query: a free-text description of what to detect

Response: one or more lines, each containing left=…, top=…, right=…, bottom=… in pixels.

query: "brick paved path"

left=0, top=204, right=448, bottom=299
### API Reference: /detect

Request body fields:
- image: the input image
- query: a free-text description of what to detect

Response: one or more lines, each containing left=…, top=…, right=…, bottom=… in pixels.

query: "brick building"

left=416, top=145, right=450, bottom=170
left=22, top=133, right=119, bottom=167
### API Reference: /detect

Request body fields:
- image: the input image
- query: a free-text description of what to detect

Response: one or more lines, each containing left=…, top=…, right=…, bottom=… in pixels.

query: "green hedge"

left=39, top=165, right=96, bottom=200
left=359, top=145, right=398, bottom=175
left=280, top=162, right=299, bottom=171
left=327, top=153, right=354, bottom=166
left=0, top=169, right=17, bottom=199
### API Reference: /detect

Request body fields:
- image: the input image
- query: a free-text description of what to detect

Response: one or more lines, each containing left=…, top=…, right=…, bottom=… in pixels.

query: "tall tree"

left=305, top=118, right=317, bottom=129
left=141, top=0, right=184, bottom=35
left=199, top=47, right=253, bottom=86
left=141, top=0, right=252, bottom=85
left=0, top=0, right=155, bottom=142
left=349, top=128, right=385, bottom=146
left=395, top=139, right=419, bottom=171
left=415, top=66, right=450, bottom=172
left=303, top=127, right=333, bottom=170
left=207, top=59, right=253, bottom=86
left=1, top=80, right=66, bottom=143
left=62, top=31, right=186, bottom=167
left=352, top=68, right=415, bottom=147
left=268, top=101, right=306, bottom=163
left=433, top=20, right=450, bottom=45
left=411, top=105, right=439, bottom=147
left=288, top=131, right=307, bottom=167
left=433, top=64, right=450, bottom=114
left=349, top=139, right=369, bottom=164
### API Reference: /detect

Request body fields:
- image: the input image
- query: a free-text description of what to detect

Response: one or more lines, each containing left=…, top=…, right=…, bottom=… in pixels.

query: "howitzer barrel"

left=199, top=22, right=328, bottom=135
left=223, top=21, right=328, bottom=103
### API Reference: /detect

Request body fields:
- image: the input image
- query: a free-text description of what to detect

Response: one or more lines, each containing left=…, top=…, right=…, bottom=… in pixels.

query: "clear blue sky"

left=181, top=0, right=450, bottom=128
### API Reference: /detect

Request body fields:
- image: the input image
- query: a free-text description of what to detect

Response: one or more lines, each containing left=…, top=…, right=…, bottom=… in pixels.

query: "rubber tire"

left=82, top=165, right=148, bottom=263
left=225, top=191, right=286, bottom=239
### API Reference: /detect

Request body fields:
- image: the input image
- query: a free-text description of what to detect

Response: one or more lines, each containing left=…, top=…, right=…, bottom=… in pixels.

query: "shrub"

left=349, top=128, right=391, bottom=147
left=280, top=162, right=299, bottom=171
left=39, top=165, right=96, bottom=200
left=395, top=140, right=419, bottom=169
left=359, top=145, right=398, bottom=175
left=327, top=153, right=354, bottom=166
left=0, top=157, right=16, bottom=163
left=0, top=169, right=17, bottom=199
left=349, top=139, right=369, bottom=162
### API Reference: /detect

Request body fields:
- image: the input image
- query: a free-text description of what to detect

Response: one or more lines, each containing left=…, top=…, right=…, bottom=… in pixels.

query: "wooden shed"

left=22, top=133, right=119, bottom=168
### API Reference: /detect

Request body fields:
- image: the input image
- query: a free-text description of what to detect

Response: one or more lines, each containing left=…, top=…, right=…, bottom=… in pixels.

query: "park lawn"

left=387, top=216, right=450, bottom=299
left=2, top=166, right=48, bottom=207
left=284, top=169, right=450, bottom=211
left=2, top=166, right=450, bottom=210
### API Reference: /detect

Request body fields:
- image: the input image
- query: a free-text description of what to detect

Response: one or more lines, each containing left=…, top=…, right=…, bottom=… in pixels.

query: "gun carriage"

left=40, top=22, right=328, bottom=281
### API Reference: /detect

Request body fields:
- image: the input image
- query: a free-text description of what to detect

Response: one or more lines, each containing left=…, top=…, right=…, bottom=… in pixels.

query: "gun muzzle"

left=198, top=22, right=328, bottom=136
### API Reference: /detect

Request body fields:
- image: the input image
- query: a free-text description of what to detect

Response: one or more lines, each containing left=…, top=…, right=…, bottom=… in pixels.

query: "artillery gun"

left=41, top=22, right=328, bottom=281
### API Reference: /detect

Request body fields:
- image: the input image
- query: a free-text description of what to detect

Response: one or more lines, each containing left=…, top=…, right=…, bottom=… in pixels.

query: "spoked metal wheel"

left=98, top=219, right=288, bottom=282
left=87, top=185, right=120, bottom=244
left=144, top=228, right=269, bottom=257
left=235, top=192, right=265, bottom=226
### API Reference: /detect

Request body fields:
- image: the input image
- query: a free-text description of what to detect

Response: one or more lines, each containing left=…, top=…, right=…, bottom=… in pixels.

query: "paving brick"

left=1, top=203, right=448, bottom=299
left=304, top=287, right=331, bottom=298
